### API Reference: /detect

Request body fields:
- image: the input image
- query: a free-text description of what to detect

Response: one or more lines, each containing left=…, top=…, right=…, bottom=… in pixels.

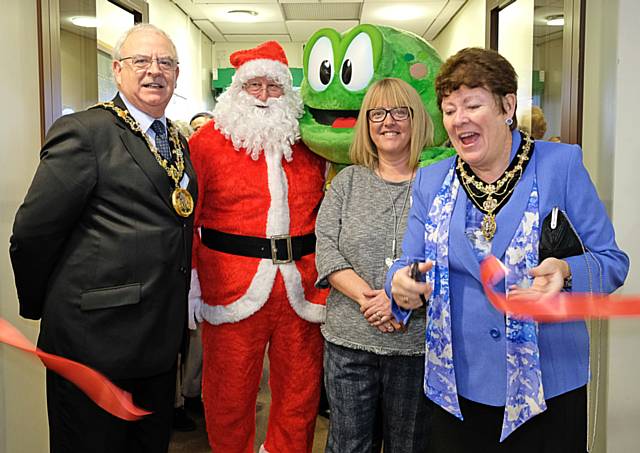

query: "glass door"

left=486, top=0, right=584, bottom=145
left=38, top=0, right=147, bottom=135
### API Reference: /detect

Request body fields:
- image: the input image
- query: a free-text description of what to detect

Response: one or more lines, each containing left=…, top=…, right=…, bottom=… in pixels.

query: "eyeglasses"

left=119, top=55, right=179, bottom=72
left=243, top=81, right=284, bottom=95
left=367, top=107, right=413, bottom=123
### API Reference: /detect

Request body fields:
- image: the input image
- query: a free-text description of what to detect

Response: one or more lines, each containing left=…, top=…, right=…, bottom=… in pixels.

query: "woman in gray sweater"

left=315, top=78, right=432, bottom=452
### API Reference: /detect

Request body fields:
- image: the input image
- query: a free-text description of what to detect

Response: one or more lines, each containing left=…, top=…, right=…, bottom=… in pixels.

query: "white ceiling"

left=169, top=0, right=468, bottom=43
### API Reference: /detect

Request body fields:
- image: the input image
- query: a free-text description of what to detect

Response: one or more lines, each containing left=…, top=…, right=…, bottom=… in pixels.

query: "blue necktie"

left=150, top=120, right=172, bottom=161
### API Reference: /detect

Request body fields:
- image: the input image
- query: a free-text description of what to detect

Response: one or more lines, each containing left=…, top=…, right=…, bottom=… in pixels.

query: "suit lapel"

left=112, top=96, right=176, bottom=214
left=449, top=186, right=482, bottom=283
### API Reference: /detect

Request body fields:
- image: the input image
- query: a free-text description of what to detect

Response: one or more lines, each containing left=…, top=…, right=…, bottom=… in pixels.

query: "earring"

left=505, top=118, right=513, bottom=126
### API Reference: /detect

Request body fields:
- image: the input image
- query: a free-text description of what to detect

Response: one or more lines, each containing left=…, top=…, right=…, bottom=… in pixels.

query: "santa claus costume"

left=188, top=41, right=327, bottom=453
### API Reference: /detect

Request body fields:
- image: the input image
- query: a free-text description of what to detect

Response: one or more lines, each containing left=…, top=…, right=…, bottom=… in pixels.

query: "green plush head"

left=300, top=24, right=448, bottom=166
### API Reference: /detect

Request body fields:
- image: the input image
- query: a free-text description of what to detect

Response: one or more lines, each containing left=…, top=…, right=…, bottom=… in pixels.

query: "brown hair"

left=350, top=78, right=433, bottom=171
left=435, top=47, right=518, bottom=130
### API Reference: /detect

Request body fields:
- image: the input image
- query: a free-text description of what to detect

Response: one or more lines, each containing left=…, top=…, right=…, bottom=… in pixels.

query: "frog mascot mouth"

left=300, top=24, right=454, bottom=175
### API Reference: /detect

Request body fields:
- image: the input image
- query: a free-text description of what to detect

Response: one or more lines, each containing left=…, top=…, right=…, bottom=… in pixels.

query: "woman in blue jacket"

left=386, top=47, right=628, bottom=452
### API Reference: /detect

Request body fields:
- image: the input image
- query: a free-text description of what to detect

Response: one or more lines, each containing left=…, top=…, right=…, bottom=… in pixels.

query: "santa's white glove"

left=188, top=269, right=204, bottom=330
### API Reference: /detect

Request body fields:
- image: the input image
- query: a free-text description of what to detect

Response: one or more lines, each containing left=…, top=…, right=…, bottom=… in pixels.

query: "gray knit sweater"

left=315, top=165, right=426, bottom=356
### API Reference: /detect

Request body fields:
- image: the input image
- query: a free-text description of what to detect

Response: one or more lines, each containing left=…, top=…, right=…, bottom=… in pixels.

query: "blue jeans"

left=324, top=341, right=431, bottom=453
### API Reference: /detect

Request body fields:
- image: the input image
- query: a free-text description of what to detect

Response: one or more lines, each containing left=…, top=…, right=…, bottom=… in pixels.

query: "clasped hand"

left=360, top=289, right=402, bottom=333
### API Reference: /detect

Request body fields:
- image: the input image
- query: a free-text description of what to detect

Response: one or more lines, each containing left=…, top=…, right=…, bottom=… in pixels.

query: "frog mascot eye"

left=340, top=32, right=374, bottom=92
left=307, top=36, right=334, bottom=92
left=300, top=24, right=455, bottom=180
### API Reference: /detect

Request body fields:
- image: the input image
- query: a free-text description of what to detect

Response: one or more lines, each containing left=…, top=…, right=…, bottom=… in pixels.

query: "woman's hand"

left=360, top=289, right=402, bottom=333
left=391, top=261, right=433, bottom=310
left=509, top=257, right=571, bottom=299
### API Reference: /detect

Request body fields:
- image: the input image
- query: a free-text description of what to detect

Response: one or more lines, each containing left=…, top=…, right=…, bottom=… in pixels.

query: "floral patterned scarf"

left=423, top=161, right=546, bottom=441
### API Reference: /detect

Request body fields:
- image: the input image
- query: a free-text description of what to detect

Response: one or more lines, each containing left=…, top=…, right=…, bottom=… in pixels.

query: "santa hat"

left=230, top=41, right=292, bottom=88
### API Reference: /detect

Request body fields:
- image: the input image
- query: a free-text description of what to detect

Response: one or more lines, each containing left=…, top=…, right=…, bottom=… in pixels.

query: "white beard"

left=213, top=86, right=304, bottom=162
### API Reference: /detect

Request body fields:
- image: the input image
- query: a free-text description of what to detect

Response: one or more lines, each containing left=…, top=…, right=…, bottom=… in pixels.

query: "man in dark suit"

left=9, top=23, right=197, bottom=453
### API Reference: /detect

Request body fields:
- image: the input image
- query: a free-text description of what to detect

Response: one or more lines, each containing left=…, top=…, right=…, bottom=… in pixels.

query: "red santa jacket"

left=189, top=120, right=327, bottom=325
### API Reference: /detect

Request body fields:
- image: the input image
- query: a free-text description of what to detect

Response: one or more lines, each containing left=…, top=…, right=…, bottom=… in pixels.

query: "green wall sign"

left=212, top=68, right=303, bottom=90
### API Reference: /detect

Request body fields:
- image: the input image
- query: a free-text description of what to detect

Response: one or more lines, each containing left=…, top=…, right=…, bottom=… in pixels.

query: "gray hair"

left=112, top=23, right=178, bottom=61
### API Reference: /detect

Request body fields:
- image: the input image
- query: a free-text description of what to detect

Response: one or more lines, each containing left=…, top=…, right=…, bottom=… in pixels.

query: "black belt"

left=201, top=228, right=316, bottom=264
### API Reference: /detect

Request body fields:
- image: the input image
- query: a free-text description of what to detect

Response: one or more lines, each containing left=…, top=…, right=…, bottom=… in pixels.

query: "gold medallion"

left=455, top=131, right=534, bottom=242
left=481, top=213, right=497, bottom=241
left=172, top=188, right=194, bottom=217
left=94, top=102, right=194, bottom=218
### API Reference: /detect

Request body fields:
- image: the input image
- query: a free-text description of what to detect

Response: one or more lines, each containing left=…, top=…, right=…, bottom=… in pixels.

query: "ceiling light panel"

left=282, top=2, right=361, bottom=21
left=361, top=1, right=443, bottom=36
left=216, top=21, right=288, bottom=34
left=198, top=3, right=284, bottom=23
left=286, top=20, right=359, bottom=42
left=279, top=0, right=363, bottom=3
left=192, top=0, right=278, bottom=3
left=222, top=34, right=292, bottom=42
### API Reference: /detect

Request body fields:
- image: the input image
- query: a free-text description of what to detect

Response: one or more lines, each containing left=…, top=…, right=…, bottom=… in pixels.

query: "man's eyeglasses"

left=119, top=55, right=179, bottom=72
left=367, top=107, right=413, bottom=123
left=243, top=81, right=284, bottom=95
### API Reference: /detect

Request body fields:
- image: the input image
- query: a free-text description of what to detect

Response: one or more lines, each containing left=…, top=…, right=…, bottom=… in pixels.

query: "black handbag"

left=539, top=207, right=584, bottom=262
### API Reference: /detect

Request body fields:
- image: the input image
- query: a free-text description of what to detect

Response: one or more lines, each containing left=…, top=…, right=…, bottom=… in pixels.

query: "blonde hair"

left=349, top=78, right=433, bottom=171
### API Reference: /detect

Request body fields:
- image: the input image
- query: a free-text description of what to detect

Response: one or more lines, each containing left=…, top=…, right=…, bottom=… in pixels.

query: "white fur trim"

left=201, top=144, right=324, bottom=325
left=234, top=58, right=291, bottom=87
left=265, top=147, right=289, bottom=236
left=259, top=445, right=270, bottom=453
left=264, top=147, right=324, bottom=323
left=281, top=262, right=326, bottom=323
left=200, top=260, right=277, bottom=325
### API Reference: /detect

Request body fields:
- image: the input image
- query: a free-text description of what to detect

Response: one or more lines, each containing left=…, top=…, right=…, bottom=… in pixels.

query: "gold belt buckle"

left=270, top=235, right=292, bottom=264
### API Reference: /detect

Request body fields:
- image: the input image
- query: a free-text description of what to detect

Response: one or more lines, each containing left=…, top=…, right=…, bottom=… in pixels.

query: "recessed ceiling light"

left=375, top=5, right=426, bottom=21
left=226, top=9, right=259, bottom=22
left=70, top=16, right=100, bottom=28
left=546, top=15, right=564, bottom=26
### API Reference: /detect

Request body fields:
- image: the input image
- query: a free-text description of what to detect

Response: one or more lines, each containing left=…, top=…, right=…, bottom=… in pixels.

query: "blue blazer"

left=386, top=130, right=629, bottom=405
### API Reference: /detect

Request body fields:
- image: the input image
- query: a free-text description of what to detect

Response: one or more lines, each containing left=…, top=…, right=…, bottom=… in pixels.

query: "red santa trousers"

left=201, top=271, right=323, bottom=453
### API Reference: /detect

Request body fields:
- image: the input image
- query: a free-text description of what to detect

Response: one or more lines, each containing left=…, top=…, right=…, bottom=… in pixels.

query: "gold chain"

left=456, top=131, right=533, bottom=240
left=95, top=101, right=185, bottom=187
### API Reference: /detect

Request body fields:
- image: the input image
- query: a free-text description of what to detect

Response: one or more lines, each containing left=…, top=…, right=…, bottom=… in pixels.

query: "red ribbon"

left=0, top=318, right=151, bottom=421
left=480, top=256, right=640, bottom=322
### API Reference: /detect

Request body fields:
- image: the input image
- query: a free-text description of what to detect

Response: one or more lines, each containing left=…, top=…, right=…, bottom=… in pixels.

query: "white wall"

left=498, top=0, right=534, bottom=129
left=148, top=0, right=215, bottom=120
left=431, top=0, right=486, bottom=59
left=606, top=0, right=640, bottom=450
left=0, top=0, right=49, bottom=452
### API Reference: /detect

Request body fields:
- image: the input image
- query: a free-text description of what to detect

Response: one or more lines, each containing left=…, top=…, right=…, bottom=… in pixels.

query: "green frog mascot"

left=300, top=24, right=454, bottom=180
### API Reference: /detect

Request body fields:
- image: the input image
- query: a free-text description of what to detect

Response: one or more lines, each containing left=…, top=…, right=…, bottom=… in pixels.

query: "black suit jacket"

left=9, top=95, right=198, bottom=379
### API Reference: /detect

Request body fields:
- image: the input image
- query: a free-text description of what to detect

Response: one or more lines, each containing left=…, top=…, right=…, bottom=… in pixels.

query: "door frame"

left=485, top=0, right=585, bottom=145
left=37, top=0, right=148, bottom=140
